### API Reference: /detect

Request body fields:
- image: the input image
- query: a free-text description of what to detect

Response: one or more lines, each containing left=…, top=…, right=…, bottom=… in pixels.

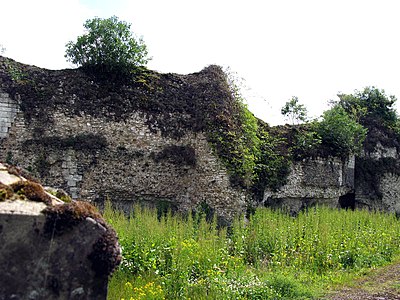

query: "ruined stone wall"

left=264, top=156, right=355, bottom=214
left=3, top=57, right=400, bottom=218
left=0, top=90, right=18, bottom=138
left=379, top=173, right=400, bottom=213
left=355, top=141, right=400, bottom=212
left=0, top=57, right=250, bottom=221
left=1, top=109, right=247, bottom=221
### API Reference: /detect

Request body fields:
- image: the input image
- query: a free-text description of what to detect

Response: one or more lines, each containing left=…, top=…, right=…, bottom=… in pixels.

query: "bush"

left=316, top=105, right=367, bottom=157
left=337, top=86, right=398, bottom=129
left=208, top=70, right=290, bottom=193
left=290, top=124, right=322, bottom=159
left=281, top=96, right=308, bottom=125
left=65, top=16, right=149, bottom=74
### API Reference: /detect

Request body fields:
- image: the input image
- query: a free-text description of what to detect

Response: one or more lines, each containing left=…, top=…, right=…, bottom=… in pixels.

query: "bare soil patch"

left=323, top=262, right=400, bottom=300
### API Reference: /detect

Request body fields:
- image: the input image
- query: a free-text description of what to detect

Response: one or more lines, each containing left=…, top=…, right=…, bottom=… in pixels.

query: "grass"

left=105, top=203, right=400, bottom=299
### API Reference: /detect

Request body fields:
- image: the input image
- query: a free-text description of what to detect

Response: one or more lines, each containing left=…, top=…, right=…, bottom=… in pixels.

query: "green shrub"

left=281, top=96, right=308, bottom=125
left=207, top=70, right=290, bottom=194
left=338, top=86, right=398, bottom=129
left=316, top=105, right=367, bottom=157
left=290, top=124, right=322, bottom=159
left=65, top=16, right=149, bottom=75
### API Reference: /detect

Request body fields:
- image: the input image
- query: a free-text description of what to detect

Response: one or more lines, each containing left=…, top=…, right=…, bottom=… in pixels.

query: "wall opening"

left=339, top=192, right=355, bottom=210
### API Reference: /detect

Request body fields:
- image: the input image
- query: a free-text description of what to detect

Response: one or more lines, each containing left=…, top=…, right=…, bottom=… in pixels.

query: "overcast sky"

left=1, top=0, right=400, bottom=124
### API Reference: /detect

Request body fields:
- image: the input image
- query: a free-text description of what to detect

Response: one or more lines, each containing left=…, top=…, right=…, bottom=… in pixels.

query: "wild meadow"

left=105, top=203, right=400, bottom=299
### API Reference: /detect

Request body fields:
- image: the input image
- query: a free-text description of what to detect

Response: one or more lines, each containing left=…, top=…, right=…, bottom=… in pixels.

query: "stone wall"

left=2, top=56, right=400, bottom=218
left=264, top=156, right=355, bottom=214
left=1, top=109, right=247, bottom=221
left=355, top=141, right=400, bottom=212
left=0, top=90, right=18, bottom=138
left=380, top=173, right=400, bottom=213
left=0, top=57, right=249, bottom=222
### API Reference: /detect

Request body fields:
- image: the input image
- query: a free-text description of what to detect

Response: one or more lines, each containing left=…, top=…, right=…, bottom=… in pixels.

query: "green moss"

left=43, top=200, right=121, bottom=277
left=0, top=183, right=13, bottom=201
left=46, top=188, right=73, bottom=203
left=43, top=201, right=104, bottom=236
left=10, top=180, right=52, bottom=205
left=56, top=190, right=72, bottom=203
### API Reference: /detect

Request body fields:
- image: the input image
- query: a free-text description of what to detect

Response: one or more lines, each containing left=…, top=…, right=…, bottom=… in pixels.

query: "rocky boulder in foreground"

left=0, top=163, right=121, bottom=299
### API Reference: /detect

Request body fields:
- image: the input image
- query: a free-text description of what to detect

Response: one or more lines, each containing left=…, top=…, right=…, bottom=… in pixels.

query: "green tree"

left=281, top=96, right=308, bottom=125
left=65, top=16, right=149, bottom=74
left=337, top=87, right=397, bottom=129
left=316, top=105, right=367, bottom=157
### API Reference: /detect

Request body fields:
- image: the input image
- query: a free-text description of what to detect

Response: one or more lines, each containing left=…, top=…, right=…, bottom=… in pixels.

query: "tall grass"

left=105, top=203, right=400, bottom=299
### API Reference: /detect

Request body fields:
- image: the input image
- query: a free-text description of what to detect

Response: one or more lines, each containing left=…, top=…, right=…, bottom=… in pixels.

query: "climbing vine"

left=205, top=71, right=290, bottom=199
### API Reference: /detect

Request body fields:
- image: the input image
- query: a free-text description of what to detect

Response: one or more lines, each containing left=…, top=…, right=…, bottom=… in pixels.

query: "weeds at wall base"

left=105, top=203, right=400, bottom=299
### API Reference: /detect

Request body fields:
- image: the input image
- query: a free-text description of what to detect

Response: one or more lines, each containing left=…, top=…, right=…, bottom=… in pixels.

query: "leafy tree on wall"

left=316, top=105, right=367, bottom=157
left=337, top=86, right=397, bottom=129
left=65, top=16, right=150, bottom=75
left=281, top=96, right=308, bottom=125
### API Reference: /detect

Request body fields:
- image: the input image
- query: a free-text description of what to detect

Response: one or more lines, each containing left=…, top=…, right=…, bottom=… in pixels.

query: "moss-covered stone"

left=43, top=201, right=104, bottom=236
left=0, top=183, right=13, bottom=201
left=10, top=181, right=52, bottom=205
left=43, top=200, right=121, bottom=277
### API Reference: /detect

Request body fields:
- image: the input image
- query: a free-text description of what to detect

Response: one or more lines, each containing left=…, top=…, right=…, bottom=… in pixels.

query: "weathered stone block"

left=0, top=164, right=121, bottom=299
left=264, top=156, right=354, bottom=214
left=0, top=211, right=106, bottom=299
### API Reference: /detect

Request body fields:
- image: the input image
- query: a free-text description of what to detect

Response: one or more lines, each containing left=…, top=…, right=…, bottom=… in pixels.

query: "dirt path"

left=322, top=262, right=400, bottom=300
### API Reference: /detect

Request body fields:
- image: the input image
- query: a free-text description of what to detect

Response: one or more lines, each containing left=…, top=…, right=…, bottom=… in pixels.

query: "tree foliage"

left=281, top=96, right=308, bottom=125
left=65, top=16, right=149, bottom=74
left=316, top=105, right=367, bottom=157
left=208, top=69, right=290, bottom=196
left=337, top=87, right=397, bottom=129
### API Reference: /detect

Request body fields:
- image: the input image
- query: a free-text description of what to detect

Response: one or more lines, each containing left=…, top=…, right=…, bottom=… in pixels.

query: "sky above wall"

left=1, top=0, right=400, bottom=125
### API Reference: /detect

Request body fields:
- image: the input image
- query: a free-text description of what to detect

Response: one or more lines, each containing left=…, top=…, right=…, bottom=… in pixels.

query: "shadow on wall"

left=339, top=192, right=355, bottom=210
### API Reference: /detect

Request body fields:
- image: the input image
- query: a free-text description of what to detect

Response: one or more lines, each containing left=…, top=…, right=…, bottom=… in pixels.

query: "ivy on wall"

left=0, top=58, right=290, bottom=202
